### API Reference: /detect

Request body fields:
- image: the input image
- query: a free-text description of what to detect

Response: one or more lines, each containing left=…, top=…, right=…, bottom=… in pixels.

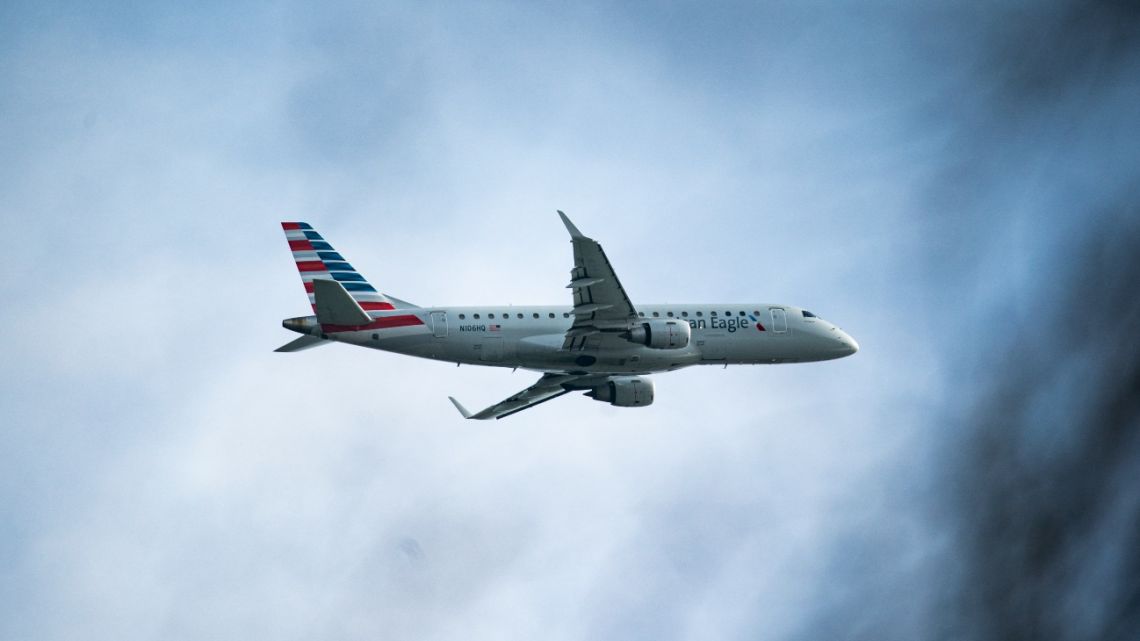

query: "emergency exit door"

left=430, top=312, right=447, bottom=338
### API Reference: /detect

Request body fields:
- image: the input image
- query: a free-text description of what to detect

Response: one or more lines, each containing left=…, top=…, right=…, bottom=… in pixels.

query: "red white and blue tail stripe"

left=281, top=222, right=396, bottom=313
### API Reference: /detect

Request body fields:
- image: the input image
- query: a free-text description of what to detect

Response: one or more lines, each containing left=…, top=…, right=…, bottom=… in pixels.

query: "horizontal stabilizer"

left=384, top=294, right=421, bottom=309
left=274, top=335, right=327, bottom=352
left=313, top=279, right=373, bottom=326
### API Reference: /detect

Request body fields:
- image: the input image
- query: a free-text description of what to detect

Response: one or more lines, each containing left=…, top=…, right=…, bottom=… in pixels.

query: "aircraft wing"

left=558, top=211, right=640, bottom=350
left=449, top=373, right=580, bottom=420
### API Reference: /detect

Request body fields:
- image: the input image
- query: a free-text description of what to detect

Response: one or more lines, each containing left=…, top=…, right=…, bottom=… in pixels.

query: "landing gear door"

left=769, top=308, right=788, bottom=334
left=430, top=311, right=447, bottom=338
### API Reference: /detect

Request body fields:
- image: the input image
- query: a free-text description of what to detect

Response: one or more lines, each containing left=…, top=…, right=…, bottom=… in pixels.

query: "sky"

left=2, top=2, right=1138, bottom=640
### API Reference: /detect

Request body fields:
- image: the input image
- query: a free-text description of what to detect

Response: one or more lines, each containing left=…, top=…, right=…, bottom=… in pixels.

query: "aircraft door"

left=769, top=308, right=788, bottom=334
left=430, top=311, right=447, bottom=338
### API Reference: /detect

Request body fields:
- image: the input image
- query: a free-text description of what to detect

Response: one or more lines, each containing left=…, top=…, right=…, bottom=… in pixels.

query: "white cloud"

left=11, top=2, right=1129, bottom=639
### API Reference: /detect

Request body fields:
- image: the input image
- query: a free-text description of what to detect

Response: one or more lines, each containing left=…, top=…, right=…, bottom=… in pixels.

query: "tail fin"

left=281, top=222, right=407, bottom=313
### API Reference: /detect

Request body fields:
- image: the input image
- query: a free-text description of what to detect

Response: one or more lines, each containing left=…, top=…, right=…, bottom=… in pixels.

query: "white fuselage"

left=285, top=303, right=859, bottom=375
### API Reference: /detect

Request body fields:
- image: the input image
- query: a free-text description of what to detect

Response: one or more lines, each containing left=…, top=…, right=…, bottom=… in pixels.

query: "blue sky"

left=2, top=2, right=1137, bottom=640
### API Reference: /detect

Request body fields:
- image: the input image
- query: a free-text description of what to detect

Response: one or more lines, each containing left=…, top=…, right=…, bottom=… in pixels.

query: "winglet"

left=557, top=210, right=585, bottom=239
left=448, top=396, right=473, bottom=419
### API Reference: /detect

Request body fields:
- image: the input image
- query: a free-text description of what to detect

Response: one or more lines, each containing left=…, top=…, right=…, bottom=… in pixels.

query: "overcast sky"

left=2, top=2, right=1137, bottom=640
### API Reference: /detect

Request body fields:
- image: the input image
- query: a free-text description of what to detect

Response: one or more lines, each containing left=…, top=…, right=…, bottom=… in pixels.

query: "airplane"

left=276, top=212, right=858, bottom=419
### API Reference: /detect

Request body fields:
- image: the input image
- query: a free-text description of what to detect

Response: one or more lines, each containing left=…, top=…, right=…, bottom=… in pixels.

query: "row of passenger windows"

left=639, top=310, right=763, bottom=318
left=454, top=310, right=767, bottom=320
left=457, top=312, right=568, bottom=320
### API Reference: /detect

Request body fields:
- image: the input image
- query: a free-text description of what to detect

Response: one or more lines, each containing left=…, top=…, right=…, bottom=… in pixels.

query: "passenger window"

left=753, top=310, right=761, bottom=316
left=681, top=311, right=688, bottom=317
left=739, top=311, right=745, bottom=316
left=725, top=310, right=731, bottom=316
left=638, top=312, right=645, bottom=317
left=458, top=313, right=466, bottom=320
left=667, top=311, right=674, bottom=317
left=652, top=311, right=660, bottom=317
left=532, top=313, right=539, bottom=319
left=488, top=313, right=495, bottom=319
left=696, top=311, right=703, bottom=317
left=517, top=313, right=523, bottom=319
left=563, top=312, right=569, bottom=318
left=371, top=333, right=379, bottom=340
left=548, top=313, right=555, bottom=318
left=473, top=313, right=480, bottom=319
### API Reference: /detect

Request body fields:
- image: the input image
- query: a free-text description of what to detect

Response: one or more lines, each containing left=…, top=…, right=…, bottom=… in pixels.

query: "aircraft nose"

left=838, top=330, right=859, bottom=356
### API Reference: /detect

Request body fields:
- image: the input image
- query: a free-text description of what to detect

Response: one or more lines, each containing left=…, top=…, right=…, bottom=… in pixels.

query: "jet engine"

left=586, top=376, right=655, bottom=407
left=626, top=319, right=691, bottom=349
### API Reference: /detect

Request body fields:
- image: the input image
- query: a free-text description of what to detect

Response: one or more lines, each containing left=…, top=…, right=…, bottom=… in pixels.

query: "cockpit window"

left=802, top=310, right=816, bottom=318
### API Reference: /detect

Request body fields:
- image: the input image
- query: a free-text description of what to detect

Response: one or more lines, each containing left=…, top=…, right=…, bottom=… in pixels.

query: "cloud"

left=4, top=2, right=1136, bottom=640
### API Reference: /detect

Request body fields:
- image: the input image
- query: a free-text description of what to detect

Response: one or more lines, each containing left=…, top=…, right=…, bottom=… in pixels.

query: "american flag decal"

left=489, top=324, right=501, bottom=331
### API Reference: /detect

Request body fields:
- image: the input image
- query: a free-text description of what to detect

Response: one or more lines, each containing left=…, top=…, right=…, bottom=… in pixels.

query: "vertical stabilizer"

left=281, top=222, right=400, bottom=313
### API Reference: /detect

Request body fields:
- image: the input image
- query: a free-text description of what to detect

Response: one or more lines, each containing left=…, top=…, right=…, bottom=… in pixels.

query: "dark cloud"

left=991, top=0, right=1140, bottom=107
left=790, top=2, right=1140, bottom=639
left=946, top=207, right=1140, bottom=641
left=891, top=1, right=1139, bottom=315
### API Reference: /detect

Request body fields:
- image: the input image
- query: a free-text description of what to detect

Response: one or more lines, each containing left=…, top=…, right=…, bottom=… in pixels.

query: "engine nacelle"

left=626, top=319, right=691, bottom=349
left=586, top=376, right=655, bottom=408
